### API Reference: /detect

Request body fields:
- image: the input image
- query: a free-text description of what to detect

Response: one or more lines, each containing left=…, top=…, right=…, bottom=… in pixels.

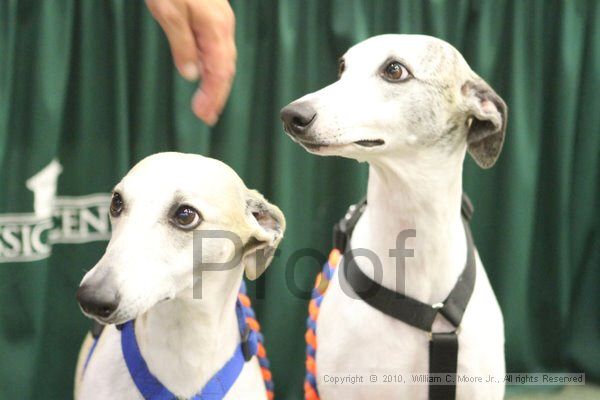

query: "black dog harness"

left=335, top=194, right=476, bottom=400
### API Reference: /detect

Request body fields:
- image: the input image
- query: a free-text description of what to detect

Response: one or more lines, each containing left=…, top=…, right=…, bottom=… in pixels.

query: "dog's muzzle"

left=280, top=101, right=386, bottom=150
left=280, top=102, right=316, bottom=137
left=76, top=282, right=120, bottom=320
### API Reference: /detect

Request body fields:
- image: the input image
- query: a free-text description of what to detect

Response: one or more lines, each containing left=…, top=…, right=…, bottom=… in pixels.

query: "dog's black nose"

left=280, top=102, right=316, bottom=136
left=76, top=284, right=119, bottom=319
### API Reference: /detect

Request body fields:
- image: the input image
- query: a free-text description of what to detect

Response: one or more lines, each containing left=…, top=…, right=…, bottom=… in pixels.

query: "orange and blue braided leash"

left=238, top=281, right=275, bottom=400
left=304, top=249, right=342, bottom=400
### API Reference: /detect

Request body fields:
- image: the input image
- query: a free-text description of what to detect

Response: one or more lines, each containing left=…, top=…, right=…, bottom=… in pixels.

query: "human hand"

left=146, top=0, right=236, bottom=125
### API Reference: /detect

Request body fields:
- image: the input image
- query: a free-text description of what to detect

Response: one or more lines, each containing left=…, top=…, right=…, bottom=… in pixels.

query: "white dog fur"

left=281, top=34, right=506, bottom=399
left=74, top=152, right=285, bottom=400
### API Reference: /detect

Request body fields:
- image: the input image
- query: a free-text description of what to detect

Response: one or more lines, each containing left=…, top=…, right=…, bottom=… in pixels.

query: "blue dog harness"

left=82, top=282, right=267, bottom=400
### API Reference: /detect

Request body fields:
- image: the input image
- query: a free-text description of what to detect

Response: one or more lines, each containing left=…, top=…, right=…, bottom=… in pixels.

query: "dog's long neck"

left=351, top=151, right=468, bottom=304
left=135, top=272, right=243, bottom=398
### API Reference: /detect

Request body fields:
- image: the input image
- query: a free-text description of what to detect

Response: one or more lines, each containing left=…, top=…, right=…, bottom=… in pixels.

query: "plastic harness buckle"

left=333, top=199, right=367, bottom=251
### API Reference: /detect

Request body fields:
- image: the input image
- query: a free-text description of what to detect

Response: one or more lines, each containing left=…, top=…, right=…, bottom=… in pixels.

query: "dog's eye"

left=110, top=193, right=123, bottom=217
left=338, top=59, right=345, bottom=78
left=383, top=61, right=411, bottom=82
left=173, top=206, right=201, bottom=230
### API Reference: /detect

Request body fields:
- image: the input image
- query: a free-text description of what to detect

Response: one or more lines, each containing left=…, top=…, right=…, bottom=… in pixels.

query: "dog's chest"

left=315, top=263, right=506, bottom=400
left=317, top=266, right=430, bottom=368
left=77, top=328, right=144, bottom=400
left=76, top=326, right=267, bottom=400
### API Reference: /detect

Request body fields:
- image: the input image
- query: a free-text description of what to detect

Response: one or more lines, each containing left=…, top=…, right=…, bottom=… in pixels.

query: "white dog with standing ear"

left=281, top=34, right=507, bottom=399
left=73, top=152, right=285, bottom=400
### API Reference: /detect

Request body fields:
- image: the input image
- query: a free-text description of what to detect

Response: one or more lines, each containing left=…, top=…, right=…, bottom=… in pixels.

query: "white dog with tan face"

left=281, top=35, right=506, bottom=399
left=74, top=152, right=285, bottom=400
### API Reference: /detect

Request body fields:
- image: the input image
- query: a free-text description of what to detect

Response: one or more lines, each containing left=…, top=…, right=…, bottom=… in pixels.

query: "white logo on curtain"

left=0, top=159, right=112, bottom=263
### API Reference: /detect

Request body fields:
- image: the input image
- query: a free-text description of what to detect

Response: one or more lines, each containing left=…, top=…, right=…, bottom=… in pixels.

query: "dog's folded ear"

left=463, top=80, right=508, bottom=169
left=242, top=190, right=286, bottom=280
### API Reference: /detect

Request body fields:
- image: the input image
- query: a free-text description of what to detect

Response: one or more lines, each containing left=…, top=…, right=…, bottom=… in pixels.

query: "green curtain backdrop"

left=1, top=1, right=598, bottom=399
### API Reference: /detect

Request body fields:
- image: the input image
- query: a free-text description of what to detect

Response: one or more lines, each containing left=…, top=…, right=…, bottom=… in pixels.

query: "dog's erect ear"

left=462, top=80, right=508, bottom=169
left=242, top=190, right=286, bottom=280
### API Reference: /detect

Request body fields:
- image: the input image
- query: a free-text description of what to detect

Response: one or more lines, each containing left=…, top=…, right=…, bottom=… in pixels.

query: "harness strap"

left=121, top=320, right=177, bottom=400
left=119, top=296, right=257, bottom=400
left=82, top=282, right=269, bottom=400
left=343, top=216, right=475, bottom=331
left=429, top=332, right=459, bottom=400
left=81, top=322, right=104, bottom=373
left=333, top=201, right=367, bottom=252
left=337, top=193, right=477, bottom=400
left=437, top=218, right=476, bottom=329
left=197, top=347, right=247, bottom=400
